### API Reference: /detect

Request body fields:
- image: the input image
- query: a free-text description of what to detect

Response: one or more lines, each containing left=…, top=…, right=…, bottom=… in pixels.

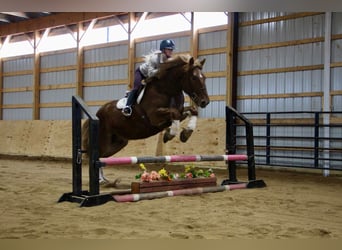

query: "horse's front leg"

left=153, top=108, right=182, bottom=143
left=180, top=106, right=198, bottom=143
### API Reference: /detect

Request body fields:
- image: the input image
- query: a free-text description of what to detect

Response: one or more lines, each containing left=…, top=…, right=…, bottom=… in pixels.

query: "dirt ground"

left=0, top=158, right=342, bottom=239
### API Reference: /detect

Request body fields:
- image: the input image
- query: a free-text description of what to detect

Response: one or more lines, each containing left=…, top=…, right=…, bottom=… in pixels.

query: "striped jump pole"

left=113, top=183, right=247, bottom=202
left=100, top=154, right=248, bottom=166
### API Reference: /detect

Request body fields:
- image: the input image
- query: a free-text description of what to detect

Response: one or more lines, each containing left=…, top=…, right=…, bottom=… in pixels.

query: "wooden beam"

left=2, top=70, right=33, bottom=77
left=83, top=59, right=129, bottom=69
left=40, top=65, right=77, bottom=73
left=238, top=37, right=324, bottom=52
left=238, top=64, right=324, bottom=76
left=2, top=86, right=33, bottom=93
left=83, top=79, right=128, bottom=87
left=204, top=71, right=226, bottom=78
left=2, top=104, right=32, bottom=109
left=0, top=12, right=124, bottom=37
left=197, top=47, right=226, bottom=56
left=237, top=92, right=323, bottom=100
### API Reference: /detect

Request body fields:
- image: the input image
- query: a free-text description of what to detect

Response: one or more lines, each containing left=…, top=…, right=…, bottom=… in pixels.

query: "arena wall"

left=0, top=118, right=226, bottom=167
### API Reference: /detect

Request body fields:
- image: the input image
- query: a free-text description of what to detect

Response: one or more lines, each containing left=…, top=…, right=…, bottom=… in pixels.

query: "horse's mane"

left=158, top=54, right=192, bottom=78
left=144, top=53, right=203, bottom=85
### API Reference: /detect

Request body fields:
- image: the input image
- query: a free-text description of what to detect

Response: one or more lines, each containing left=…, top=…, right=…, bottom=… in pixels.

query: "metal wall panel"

left=40, top=88, right=75, bottom=103
left=331, top=39, right=342, bottom=62
left=205, top=77, right=226, bottom=95
left=331, top=13, right=342, bottom=115
left=330, top=45, right=342, bottom=115
left=3, top=57, right=33, bottom=72
left=239, top=43, right=324, bottom=71
left=40, top=70, right=76, bottom=85
left=236, top=13, right=329, bottom=168
left=83, top=85, right=127, bottom=101
left=2, top=57, right=33, bottom=120
left=197, top=30, right=227, bottom=118
left=82, top=43, right=129, bottom=105
left=3, top=92, right=32, bottom=105
left=332, top=12, right=342, bottom=34
left=239, top=12, right=292, bottom=23
left=38, top=51, right=77, bottom=120
left=40, top=51, right=77, bottom=68
left=198, top=30, right=227, bottom=50
left=83, top=64, right=128, bottom=82
left=237, top=12, right=326, bottom=115
left=199, top=101, right=226, bottom=118
left=84, top=44, right=128, bottom=64
left=3, top=74, right=33, bottom=88
left=88, top=106, right=101, bottom=115
left=2, top=108, right=32, bottom=120
left=203, top=53, right=226, bottom=72
left=239, top=13, right=324, bottom=47
left=40, top=107, right=72, bottom=120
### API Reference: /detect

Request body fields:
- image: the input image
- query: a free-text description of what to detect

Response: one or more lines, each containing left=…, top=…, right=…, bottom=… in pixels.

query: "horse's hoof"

left=180, top=129, right=193, bottom=143
left=99, top=178, right=110, bottom=185
left=163, top=128, right=175, bottom=143
left=102, top=178, right=121, bottom=188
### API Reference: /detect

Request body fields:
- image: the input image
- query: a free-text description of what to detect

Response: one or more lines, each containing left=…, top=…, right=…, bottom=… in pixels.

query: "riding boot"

left=122, top=89, right=138, bottom=116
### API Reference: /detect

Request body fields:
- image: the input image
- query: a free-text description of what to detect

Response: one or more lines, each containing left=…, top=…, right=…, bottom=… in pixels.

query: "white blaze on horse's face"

left=190, top=66, right=209, bottom=108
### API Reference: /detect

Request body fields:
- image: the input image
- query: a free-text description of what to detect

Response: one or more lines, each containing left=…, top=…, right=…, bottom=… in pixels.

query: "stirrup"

left=122, top=106, right=132, bottom=116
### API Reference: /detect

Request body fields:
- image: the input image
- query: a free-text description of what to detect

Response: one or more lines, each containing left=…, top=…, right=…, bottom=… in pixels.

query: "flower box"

left=131, top=177, right=217, bottom=194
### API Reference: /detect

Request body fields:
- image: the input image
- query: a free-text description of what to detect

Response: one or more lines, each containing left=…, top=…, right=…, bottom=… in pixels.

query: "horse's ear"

left=200, top=58, right=206, bottom=66
left=189, top=57, right=194, bottom=65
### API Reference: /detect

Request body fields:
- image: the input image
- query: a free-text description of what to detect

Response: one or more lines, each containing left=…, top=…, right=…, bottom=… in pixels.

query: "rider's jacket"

left=139, top=50, right=168, bottom=78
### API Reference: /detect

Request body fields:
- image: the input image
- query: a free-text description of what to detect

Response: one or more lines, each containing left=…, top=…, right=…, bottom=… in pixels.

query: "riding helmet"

left=160, top=39, right=175, bottom=51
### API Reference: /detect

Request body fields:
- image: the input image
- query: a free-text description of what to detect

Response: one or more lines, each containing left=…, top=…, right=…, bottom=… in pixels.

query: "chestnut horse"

left=82, top=54, right=209, bottom=182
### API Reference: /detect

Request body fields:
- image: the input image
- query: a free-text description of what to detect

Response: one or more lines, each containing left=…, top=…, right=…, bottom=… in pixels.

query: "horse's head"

left=183, top=57, right=210, bottom=108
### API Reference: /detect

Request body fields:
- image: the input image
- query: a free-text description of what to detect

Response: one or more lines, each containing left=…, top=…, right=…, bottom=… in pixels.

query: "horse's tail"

left=81, top=119, right=90, bottom=157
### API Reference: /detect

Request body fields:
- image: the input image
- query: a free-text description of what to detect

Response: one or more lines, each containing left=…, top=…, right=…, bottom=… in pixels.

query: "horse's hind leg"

left=98, top=133, right=128, bottom=183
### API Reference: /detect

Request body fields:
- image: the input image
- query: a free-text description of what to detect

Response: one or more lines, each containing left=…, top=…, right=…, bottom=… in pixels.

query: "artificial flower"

left=150, top=170, right=160, bottom=180
left=141, top=171, right=151, bottom=182
left=139, top=163, right=146, bottom=171
left=136, top=164, right=215, bottom=182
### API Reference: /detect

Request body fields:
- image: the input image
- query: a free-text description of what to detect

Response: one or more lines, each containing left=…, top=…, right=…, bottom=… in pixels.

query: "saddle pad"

left=116, top=98, right=127, bottom=109
left=136, top=87, right=145, bottom=104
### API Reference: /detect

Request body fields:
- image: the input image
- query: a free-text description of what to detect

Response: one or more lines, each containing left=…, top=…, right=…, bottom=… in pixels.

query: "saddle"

left=116, top=86, right=146, bottom=110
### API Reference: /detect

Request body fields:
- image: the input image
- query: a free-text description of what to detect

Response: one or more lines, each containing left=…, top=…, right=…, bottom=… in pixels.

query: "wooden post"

left=128, top=12, right=135, bottom=90
left=0, top=57, right=3, bottom=120
left=190, top=12, right=199, bottom=107
left=32, top=30, right=40, bottom=120
left=226, top=12, right=238, bottom=108
left=76, top=22, right=84, bottom=98
left=322, top=12, right=332, bottom=177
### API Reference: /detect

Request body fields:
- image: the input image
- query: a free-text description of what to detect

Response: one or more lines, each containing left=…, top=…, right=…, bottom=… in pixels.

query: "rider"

left=122, top=39, right=176, bottom=116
